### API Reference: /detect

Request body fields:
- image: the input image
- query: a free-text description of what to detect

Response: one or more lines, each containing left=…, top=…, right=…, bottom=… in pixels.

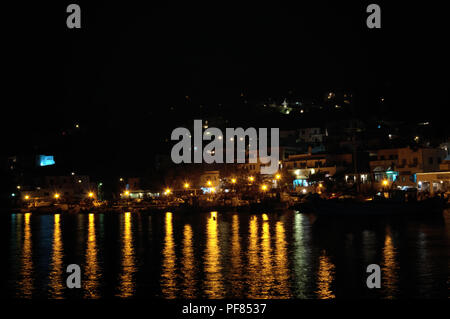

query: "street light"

left=261, top=184, right=268, bottom=191
left=54, top=193, right=60, bottom=199
left=207, top=180, right=212, bottom=186
left=248, top=176, right=254, bottom=182
left=184, top=183, right=190, bottom=189
left=231, top=178, right=236, bottom=184
left=382, top=180, right=389, bottom=187
left=124, top=190, right=130, bottom=196
left=88, top=192, right=94, bottom=198
left=24, top=195, right=30, bottom=200
left=164, top=188, right=171, bottom=195
left=275, top=174, right=281, bottom=180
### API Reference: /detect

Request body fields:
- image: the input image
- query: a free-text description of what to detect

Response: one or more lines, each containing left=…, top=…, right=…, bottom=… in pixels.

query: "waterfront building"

left=416, top=171, right=450, bottom=194
left=369, top=146, right=447, bottom=188
left=20, top=175, right=95, bottom=202
left=283, top=152, right=350, bottom=190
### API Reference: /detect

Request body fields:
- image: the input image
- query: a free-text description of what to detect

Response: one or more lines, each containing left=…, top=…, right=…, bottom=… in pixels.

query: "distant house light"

left=39, top=155, right=55, bottom=167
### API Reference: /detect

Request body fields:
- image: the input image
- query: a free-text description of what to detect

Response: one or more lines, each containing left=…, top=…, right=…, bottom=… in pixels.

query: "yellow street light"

left=164, top=188, right=171, bottom=195
left=261, top=184, right=268, bottom=191
left=25, top=195, right=30, bottom=200
left=88, top=192, right=94, bottom=198
left=54, top=193, right=60, bottom=199
left=319, top=183, right=323, bottom=188
left=231, top=178, right=237, bottom=184
left=211, top=187, right=215, bottom=193
left=124, top=190, right=130, bottom=196
left=275, top=174, right=281, bottom=180
left=248, top=176, right=254, bottom=182
left=184, top=183, right=190, bottom=189
left=382, top=180, right=389, bottom=186
left=207, top=180, right=212, bottom=186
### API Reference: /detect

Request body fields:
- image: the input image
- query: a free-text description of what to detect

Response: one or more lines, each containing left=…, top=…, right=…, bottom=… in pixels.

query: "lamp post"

left=231, top=178, right=236, bottom=192
left=275, top=173, right=281, bottom=189
left=382, top=179, right=389, bottom=196
left=124, top=190, right=130, bottom=206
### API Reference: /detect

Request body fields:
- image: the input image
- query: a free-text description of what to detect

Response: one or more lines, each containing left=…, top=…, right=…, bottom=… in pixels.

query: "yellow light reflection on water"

left=49, top=214, right=64, bottom=298
left=317, top=251, right=335, bottom=299
left=230, top=214, right=243, bottom=297
left=181, top=224, right=196, bottom=298
left=247, top=216, right=260, bottom=298
left=117, top=212, right=136, bottom=298
left=84, top=213, right=100, bottom=298
left=18, top=213, right=33, bottom=298
left=382, top=226, right=398, bottom=299
left=260, top=216, right=273, bottom=297
left=204, top=211, right=224, bottom=298
left=274, top=221, right=291, bottom=298
left=161, top=212, right=177, bottom=298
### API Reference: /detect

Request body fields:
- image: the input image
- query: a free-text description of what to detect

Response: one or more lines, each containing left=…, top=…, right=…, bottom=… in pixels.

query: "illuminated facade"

left=370, top=147, right=446, bottom=187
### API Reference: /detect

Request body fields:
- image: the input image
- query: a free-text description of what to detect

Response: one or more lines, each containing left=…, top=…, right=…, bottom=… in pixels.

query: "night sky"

left=3, top=1, right=449, bottom=176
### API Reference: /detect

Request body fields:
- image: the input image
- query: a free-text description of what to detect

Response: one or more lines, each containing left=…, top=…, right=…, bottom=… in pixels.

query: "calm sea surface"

left=2, top=210, right=449, bottom=299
